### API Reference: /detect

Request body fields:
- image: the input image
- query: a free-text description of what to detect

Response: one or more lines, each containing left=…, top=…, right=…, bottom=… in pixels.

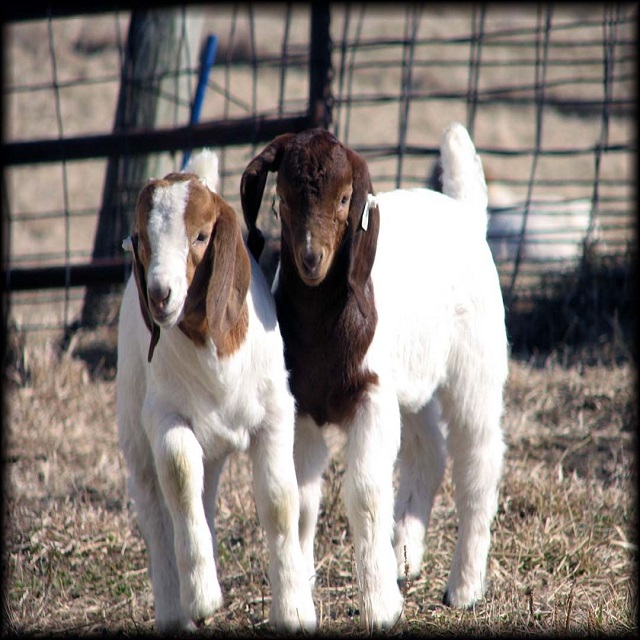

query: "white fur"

left=117, top=152, right=315, bottom=632
left=185, top=147, right=220, bottom=192
left=144, top=180, right=191, bottom=326
left=292, top=123, right=508, bottom=628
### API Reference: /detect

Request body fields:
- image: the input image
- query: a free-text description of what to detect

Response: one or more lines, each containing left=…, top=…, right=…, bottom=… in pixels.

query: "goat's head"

left=125, top=171, right=250, bottom=362
left=240, top=128, right=379, bottom=317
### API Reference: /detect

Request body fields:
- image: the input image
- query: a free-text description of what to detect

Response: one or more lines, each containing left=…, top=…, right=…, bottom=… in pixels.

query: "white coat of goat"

left=116, top=150, right=316, bottom=632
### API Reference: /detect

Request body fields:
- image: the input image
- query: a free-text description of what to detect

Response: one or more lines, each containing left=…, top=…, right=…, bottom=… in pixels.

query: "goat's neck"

left=275, top=238, right=378, bottom=426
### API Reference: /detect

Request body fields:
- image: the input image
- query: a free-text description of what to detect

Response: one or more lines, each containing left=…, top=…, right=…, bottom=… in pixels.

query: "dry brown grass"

left=2, top=326, right=636, bottom=636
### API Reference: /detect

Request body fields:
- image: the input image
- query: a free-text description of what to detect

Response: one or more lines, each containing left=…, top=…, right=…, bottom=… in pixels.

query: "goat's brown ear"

left=240, top=133, right=297, bottom=261
left=345, top=147, right=380, bottom=318
left=206, top=196, right=251, bottom=356
left=129, top=234, right=160, bottom=362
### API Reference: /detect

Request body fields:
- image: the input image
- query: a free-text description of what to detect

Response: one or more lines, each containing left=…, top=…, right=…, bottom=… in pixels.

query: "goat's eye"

left=340, top=194, right=350, bottom=207
left=194, top=232, right=209, bottom=245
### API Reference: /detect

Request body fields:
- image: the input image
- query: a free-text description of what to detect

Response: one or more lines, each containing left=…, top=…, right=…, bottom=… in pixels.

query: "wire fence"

left=2, top=3, right=636, bottom=357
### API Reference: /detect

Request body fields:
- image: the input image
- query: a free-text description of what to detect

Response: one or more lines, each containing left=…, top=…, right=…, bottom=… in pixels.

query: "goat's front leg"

left=250, top=418, right=317, bottom=632
left=122, top=427, right=188, bottom=630
left=343, top=383, right=404, bottom=631
left=293, top=413, right=329, bottom=589
left=147, top=410, right=222, bottom=625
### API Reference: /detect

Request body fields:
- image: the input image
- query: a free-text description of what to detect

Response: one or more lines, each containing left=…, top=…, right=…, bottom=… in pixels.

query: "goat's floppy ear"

left=206, top=196, right=251, bottom=356
left=345, top=147, right=380, bottom=318
left=127, top=234, right=160, bottom=362
left=240, top=133, right=297, bottom=261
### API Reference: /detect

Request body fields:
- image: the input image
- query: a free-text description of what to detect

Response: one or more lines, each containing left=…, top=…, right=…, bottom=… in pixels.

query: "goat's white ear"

left=122, top=236, right=133, bottom=253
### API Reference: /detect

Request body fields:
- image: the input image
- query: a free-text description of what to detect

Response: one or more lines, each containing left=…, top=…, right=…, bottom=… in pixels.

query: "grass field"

left=3, top=325, right=636, bottom=635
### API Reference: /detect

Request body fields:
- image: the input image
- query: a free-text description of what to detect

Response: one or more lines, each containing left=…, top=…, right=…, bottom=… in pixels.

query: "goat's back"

left=372, top=188, right=494, bottom=292
left=366, top=188, right=506, bottom=409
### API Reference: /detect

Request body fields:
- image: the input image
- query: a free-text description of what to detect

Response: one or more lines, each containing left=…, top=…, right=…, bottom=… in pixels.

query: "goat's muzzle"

left=300, top=247, right=324, bottom=282
left=148, top=282, right=170, bottom=306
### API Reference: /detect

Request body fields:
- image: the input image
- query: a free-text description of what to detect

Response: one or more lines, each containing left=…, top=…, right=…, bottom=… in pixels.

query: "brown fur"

left=241, top=128, right=381, bottom=426
left=130, top=174, right=250, bottom=360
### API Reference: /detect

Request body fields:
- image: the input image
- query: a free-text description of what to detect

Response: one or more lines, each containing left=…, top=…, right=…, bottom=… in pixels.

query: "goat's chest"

left=146, top=340, right=264, bottom=454
left=277, top=299, right=378, bottom=427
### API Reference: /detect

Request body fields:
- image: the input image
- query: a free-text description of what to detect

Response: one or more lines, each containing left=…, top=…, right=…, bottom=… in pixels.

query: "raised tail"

left=439, top=123, right=488, bottom=234
left=183, top=148, right=219, bottom=193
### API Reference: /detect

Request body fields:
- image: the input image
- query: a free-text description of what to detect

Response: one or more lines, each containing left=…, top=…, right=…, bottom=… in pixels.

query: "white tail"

left=440, top=123, right=488, bottom=234
left=184, top=148, right=219, bottom=193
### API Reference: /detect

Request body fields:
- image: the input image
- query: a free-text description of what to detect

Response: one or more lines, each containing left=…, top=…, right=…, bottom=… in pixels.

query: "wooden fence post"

left=80, top=8, right=202, bottom=328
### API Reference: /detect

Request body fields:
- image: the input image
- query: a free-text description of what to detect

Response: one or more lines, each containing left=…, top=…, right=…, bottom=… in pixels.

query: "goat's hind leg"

left=203, top=457, right=226, bottom=562
left=438, top=370, right=506, bottom=609
left=394, top=400, right=446, bottom=581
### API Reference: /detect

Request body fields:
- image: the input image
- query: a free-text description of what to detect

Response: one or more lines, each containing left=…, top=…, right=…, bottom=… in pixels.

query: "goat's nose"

left=148, top=283, right=171, bottom=309
left=301, top=248, right=323, bottom=275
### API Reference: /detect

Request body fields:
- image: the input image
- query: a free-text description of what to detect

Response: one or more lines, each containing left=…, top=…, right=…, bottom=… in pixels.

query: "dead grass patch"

left=2, top=330, right=637, bottom=635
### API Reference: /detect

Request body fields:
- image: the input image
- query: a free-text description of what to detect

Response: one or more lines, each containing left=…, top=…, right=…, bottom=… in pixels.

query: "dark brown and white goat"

left=116, top=150, right=315, bottom=631
left=241, top=125, right=508, bottom=630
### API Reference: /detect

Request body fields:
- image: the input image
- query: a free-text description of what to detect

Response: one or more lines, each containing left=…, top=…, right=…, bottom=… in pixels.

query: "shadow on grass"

left=505, top=250, right=636, bottom=367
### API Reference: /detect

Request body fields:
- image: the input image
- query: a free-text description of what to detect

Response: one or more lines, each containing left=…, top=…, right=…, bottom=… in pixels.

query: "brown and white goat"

left=241, top=125, right=508, bottom=630
left=116, top=150, right=316, bottom=631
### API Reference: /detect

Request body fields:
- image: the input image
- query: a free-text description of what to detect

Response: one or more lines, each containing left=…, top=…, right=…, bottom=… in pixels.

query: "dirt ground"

left=2, top=5, right=637, bottom=636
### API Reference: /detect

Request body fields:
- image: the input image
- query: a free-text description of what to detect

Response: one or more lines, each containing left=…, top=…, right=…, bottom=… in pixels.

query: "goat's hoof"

left=274, top=614, right=318, bottom=634
left=155, top=617, right=197, bottom=633
left=361, top=591, right=404, bottom=631
left=364, top=609, right=404, bottom=633
left=394, top=526, right=426, bottom=582
left=270, top=593, right=317, bottom=633
left=442, top=585, right=480, bottom=609
left=183, top=581, right=223, bottom=622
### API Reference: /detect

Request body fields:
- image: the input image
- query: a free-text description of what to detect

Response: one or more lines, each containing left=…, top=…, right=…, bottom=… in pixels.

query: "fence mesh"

left=2, top=3, right=636, bottom=357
